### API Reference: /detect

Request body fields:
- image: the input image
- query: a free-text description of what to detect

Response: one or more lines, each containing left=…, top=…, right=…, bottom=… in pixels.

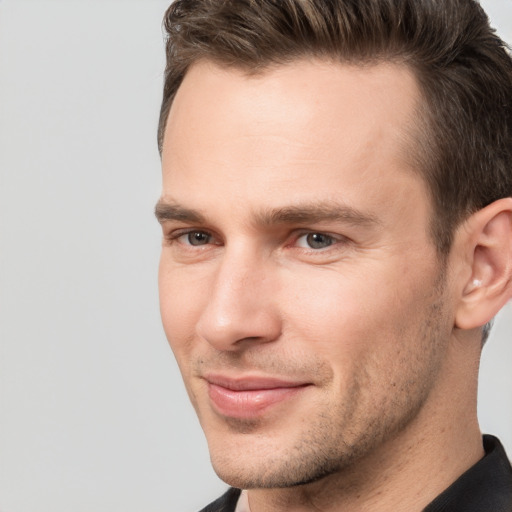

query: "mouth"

left=204, top=374, right=311, bottom=419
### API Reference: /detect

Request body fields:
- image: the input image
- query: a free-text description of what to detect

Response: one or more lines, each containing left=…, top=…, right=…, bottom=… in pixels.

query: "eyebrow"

left=155, top=202, right=207, bottom=224
left=255, top=203, right=380, bottom=227
left=154, top=200, right=379, bottom=228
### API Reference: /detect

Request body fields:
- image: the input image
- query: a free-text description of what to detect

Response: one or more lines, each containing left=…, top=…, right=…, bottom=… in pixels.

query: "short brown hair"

left=158, top=0, right=512, bottom=255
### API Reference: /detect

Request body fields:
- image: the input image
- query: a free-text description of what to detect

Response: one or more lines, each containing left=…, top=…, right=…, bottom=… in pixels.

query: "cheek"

left=277, top=271, right=373, bottom=395
left=158, top=260, right=207, bottom=359
left=281, top=266, right=388, bottom=340
left=158, top=263, right=212, bottom=411
left=279, top=263, right=435, bottom=376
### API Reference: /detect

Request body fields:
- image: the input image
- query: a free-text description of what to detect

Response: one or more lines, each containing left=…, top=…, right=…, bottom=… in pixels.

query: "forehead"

left=161, top=59, right=426, bottom=219
left=164, top=59, right=420, bottom=147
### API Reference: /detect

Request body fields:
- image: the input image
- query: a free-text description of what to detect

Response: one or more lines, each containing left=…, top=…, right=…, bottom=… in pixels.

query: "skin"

left=157, top=60, right=487, bottom=511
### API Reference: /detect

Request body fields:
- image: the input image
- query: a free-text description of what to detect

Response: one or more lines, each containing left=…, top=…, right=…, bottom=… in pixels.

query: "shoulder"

left=198, top=488, right=242, bottom=512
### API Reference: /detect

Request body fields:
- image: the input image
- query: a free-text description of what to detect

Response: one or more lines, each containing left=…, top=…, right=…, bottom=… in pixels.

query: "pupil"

left=189, top=232, right=208, bottom=245
left=307, top=233, right=332, bottom=249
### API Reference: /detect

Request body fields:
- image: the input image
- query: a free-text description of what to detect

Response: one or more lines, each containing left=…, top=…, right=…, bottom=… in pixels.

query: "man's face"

left=158, top=60, right=454, bottom=488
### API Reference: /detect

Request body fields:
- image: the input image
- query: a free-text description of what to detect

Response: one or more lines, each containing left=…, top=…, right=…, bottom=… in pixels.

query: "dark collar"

left=424, top=435, right=512, bottom=512
left=199, top=487, right=241, bottom=512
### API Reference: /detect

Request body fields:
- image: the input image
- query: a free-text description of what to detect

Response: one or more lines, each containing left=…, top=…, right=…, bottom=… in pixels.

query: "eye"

left=296, top=232, right=336, bottom=250
left=179, top=230, right=212, bottom=246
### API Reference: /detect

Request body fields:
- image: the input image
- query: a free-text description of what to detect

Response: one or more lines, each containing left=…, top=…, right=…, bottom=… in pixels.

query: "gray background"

left=0, top=1, right=510, bottom=511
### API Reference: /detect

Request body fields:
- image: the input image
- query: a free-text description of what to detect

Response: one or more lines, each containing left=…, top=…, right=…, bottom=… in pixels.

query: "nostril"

left=196, top=307, right=281, bottom=351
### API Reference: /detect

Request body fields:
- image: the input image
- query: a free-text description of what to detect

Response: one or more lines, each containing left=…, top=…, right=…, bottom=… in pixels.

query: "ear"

left=455, top=198, right=512, bottom=331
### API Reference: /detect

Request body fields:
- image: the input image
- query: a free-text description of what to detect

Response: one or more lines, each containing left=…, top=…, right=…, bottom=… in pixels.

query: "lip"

left=205, top=374, right=311, bottom=419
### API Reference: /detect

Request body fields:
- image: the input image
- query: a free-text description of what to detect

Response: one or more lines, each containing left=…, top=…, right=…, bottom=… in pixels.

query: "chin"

left=207, top=434, right=355, bottom=490
left=211, top=453, right=349, bottom=490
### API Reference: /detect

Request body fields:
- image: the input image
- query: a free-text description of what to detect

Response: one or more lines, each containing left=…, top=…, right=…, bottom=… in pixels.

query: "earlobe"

left=455, top=198, right=512, bottom=331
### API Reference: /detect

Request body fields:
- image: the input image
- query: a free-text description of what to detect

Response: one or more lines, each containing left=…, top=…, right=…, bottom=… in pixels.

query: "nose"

left=196, top=249, right=281, bottom=351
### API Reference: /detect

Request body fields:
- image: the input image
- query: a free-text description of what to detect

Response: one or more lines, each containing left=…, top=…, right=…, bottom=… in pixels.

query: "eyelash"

left=165, top=228, right=347, bottom=252
left=166, top=229, right=217, bottom=246
left=294, top=232, right=338, bottom=250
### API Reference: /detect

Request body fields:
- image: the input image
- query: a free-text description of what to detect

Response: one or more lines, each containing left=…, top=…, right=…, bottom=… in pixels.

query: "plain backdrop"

left=0, top=1, right=511, bottom=511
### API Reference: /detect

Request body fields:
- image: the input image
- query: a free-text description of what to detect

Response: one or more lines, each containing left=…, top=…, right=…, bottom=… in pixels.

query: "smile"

left=205, top=375, right=311, bottom=419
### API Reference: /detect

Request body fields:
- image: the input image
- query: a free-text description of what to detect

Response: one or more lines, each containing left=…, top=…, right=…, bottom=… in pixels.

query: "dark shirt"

left=424, top=436, right=512, bottom=511
left=199, top=435, right=512, bottom=512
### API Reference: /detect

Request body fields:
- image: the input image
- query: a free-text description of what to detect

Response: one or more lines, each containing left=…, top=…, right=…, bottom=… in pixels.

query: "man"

left=155, top=0, right=512, bottom=510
